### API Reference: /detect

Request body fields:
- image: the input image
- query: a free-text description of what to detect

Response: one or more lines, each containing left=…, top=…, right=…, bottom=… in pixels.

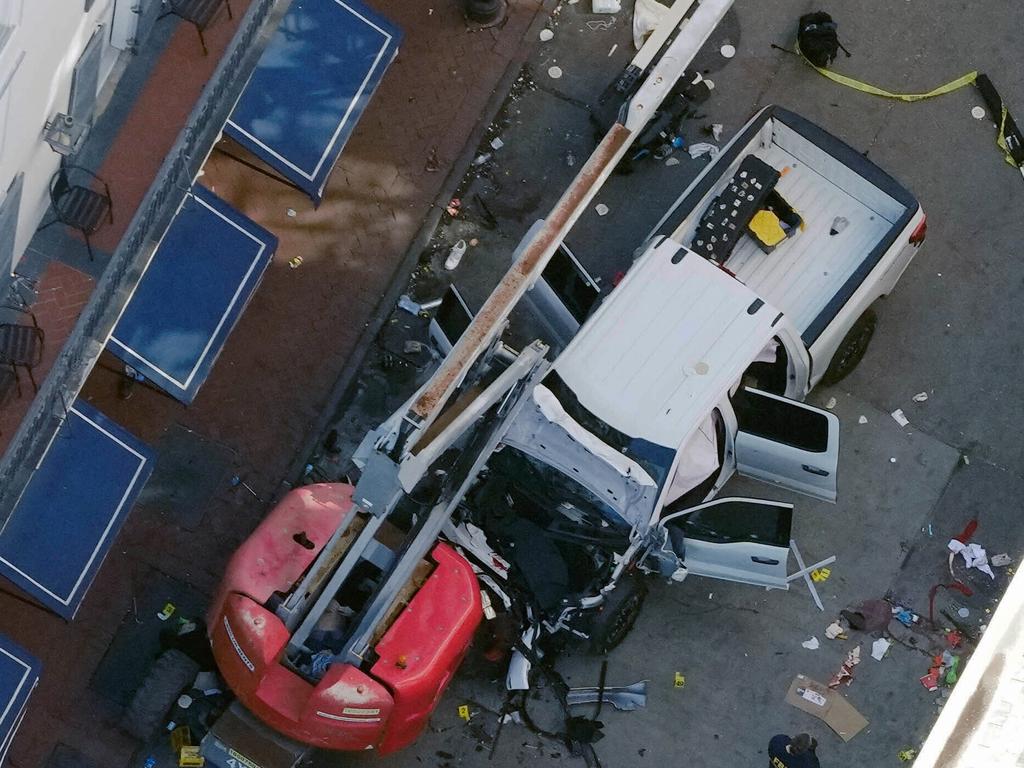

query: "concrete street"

left=311, top=0, right=1024, bottom=765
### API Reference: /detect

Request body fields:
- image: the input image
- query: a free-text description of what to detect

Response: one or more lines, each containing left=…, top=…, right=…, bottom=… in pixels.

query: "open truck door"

left=659, top=497, right=793, bottom=589
left=732, top=387, right=840, bottom=503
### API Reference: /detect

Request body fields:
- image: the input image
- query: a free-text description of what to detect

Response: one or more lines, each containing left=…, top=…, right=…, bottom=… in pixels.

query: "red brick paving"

left=2, top=2, right=544, bottom=766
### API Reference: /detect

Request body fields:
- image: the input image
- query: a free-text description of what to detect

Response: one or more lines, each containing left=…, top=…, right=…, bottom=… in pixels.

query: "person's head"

left=789, top=733, right=817, bottom=755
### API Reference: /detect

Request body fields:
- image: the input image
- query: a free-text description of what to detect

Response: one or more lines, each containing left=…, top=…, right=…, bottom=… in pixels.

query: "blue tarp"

left=108, top=185, right=277, bottom=404
left=0, top=635, right=39, bottom=764
left=224, top=0, right=401, bottom=202
left=0, top=401, right=154, bottom=619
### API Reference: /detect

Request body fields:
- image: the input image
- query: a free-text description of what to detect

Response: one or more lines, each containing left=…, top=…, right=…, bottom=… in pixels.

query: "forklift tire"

left=588, top=576, right=648, bottom=655
left=820, top=309, right=877, bottom=386
left=122, top=649, right=200, bottom=740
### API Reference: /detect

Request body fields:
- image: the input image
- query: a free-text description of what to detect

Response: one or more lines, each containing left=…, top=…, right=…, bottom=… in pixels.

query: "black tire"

left=821, top=309, right=877, bottom=386
left=123, top=649, right=200, bottom=740
left=588, top=576, right=648, bottom=655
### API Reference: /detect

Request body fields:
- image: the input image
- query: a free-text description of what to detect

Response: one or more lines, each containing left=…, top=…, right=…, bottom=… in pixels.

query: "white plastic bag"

left=632, top=0, right=670, bottom=49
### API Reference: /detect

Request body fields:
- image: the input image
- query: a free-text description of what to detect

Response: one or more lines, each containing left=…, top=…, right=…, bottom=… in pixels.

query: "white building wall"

left=0, top=0, right=127, bottom=272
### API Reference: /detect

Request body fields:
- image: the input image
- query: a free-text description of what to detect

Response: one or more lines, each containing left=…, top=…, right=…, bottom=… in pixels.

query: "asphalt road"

left=317, top=0, right=1024, bottom=765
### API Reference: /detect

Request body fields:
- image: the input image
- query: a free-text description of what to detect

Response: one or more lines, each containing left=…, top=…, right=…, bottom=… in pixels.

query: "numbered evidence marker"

left=157, top=602, right=176, bottom=621
left=458, top=704, right=471, bottom=721
left=674, top=672, right=686, bottom=688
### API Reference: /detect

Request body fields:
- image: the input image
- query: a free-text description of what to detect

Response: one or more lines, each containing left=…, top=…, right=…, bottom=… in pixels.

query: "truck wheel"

left=588, top=576, right=647, bottom=655
left=122, top=649, right=200, bottom=740
left=821, top=309, right=877, bottom=386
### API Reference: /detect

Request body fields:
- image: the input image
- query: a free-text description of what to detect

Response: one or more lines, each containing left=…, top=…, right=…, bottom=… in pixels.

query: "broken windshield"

left=541, top=372, right=675, bottom=488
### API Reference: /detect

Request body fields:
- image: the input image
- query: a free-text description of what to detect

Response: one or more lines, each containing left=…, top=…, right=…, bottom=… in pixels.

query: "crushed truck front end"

left=209, top=483, right=481, bottom=754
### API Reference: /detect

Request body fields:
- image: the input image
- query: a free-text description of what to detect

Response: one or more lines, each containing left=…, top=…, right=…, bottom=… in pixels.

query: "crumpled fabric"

left=948, top=539, right=995, bottom=579
left=632, top=0, right=670, bottom=50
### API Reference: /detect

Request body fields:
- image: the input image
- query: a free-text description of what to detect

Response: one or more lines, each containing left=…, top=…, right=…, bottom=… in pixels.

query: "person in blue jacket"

left=768, top=733, right=821, bottom=767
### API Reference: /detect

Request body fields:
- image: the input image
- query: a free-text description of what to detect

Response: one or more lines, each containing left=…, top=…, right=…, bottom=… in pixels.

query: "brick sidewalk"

left=3, top=2, right=545, bottom=766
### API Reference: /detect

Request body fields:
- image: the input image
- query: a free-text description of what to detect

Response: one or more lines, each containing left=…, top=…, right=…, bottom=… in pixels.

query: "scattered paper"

left=891, top=408, right=910, bottom=427
left=992, top=553, right=1013, bottom=567
left=825, top=621, right=846, bottom=640
left=539, top=28, right=554, bottom=41
left=871, top=638, right=892, bottom=661
left=665, top=157, right=680, bottom=166
left=825, top=397, right=837, bottom=410
left=802, top=636, right=820, bottom=650
left=595, top=203, right=610, bottom=216
left=490, top=137, right=505, bottom=150
left=912, top=392, right=929, bottom=402
left=710, top=123, right=724, bottom=141
left=858, top=415, right=868, bottom=424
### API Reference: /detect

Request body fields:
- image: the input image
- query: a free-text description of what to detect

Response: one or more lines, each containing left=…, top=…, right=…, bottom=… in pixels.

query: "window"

left=671, top=500, right=791, bottom=547
left=732, top=387, right=829, bottom=452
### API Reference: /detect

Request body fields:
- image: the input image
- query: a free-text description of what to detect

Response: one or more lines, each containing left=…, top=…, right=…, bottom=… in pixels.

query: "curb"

left=280, top=0, right=557, bottom=492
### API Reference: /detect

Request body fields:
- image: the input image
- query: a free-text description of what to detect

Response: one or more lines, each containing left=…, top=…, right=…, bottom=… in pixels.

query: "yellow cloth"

left=749, top=210, right=787, bottom=247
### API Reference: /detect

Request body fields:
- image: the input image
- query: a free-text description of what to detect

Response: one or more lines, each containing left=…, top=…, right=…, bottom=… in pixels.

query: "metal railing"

left=0, top=0, right=287, bottom=525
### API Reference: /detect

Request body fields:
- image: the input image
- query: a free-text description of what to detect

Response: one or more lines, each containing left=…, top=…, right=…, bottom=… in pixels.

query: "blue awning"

left=0, top=635, right=39, bottom=764
left=224, top=0, right=401, bottom=202
left=108, top=185, right=277, bottom=404
left=0, top=401, right=154, bottom=619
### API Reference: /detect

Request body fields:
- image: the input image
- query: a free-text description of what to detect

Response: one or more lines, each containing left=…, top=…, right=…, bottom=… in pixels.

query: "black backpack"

left=798, top=11, right=841, bottom=68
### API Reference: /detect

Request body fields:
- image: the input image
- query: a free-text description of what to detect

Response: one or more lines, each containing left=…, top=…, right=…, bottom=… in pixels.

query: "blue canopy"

left=0, top=635, right=39, bottom=763
left=108, top=185, right=276, bottom=404
left=224, top=0, right=401, bottom=202
left=0, top=401, right=154, bottom=619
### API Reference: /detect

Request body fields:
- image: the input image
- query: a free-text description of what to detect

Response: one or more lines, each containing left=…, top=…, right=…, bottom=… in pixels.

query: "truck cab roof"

left=551, top=240, right=782, bottom=453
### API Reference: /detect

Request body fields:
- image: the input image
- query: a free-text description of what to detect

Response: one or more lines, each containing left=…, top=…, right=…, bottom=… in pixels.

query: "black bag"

left=798, top=11, right=840, bottom=68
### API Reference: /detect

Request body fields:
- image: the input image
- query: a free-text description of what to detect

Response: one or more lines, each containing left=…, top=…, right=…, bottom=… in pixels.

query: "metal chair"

left=38, top=164, right=113, bottom=262
left=159, top=0, right=234, bottom=56
left=0, top=306, right=45, bottom=396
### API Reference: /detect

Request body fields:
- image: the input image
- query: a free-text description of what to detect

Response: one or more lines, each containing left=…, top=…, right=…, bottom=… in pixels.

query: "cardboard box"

left=785, top=674, right=868, bottom=741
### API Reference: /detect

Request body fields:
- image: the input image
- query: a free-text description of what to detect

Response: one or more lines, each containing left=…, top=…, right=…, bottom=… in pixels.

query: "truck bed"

left=656, top=107, right=917, bottom=342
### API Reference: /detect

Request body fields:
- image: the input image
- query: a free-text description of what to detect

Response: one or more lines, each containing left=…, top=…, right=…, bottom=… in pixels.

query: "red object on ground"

left=953, top=518, right=978, bottom=544
left=210, top=484, right=482, bottom=754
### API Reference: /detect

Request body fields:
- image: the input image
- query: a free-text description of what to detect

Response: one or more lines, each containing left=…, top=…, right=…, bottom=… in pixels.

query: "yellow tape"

left=796, top=44, right=977, bottom=102
left=997, top=107, right=1019, bottom=167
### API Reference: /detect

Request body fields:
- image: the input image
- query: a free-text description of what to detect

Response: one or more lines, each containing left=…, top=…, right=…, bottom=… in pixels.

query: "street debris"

left=825, top=621, right=847, bottom=640
left=286, top=208, right=296, bottom=218
left=592, top=0, right=621, bottom=13
left=891, top=408, right=910, bottom=426
left=288, top=256, right=303, bottom=269
left=828, top=646, right=861, bottom=688
left=894, top=609, right=920, bottom=627
left=547, top=65, right=563, bottom=79
left=841, top=599, right=892, bottom=632
left=688, top=142, right=719, bottom=160
left=786, top=674, right=868, bottom=741
left=991, top=553, right=1013, bottom=567
left=802, top=636, right=820, bottom=650
left=633, top=0, right=668, bottom=50
left=912, top=391, right=929, bottom=402
left=899, top=748, right=918, bottom=761
left=472, top=152, right=492, bottom=166
left=445, top=197, right=461, bottom=217
left=948, top=539, right=995, bottom=579
left=490, top=137, right=505, bottom=150
left=870, top=638, right=892, bottom=661
left=539, top=28, right=554, bottom=42
left=956, top=606, right=970, bottom=618
left=425, top=147, right=440, bottom=172
left=665, top=157, right=680, bottom=166
left=720, top=43, right=736, bottom=58
left=890, top=457, right=897, bottom=463
left=608, top=43, right=618, bottom=57
left=445, top=239, right=467, bottom=270
left=567, top=680, right=648, bottom=711
left=971, top=105, right=986, bottom=119
left=824, top=396, right=837, bottom=410
left=595, top=203, right=610, bottom=216
left=858, top=415, right=868, bottom=424
left=710, top=123, right=724, bottom=141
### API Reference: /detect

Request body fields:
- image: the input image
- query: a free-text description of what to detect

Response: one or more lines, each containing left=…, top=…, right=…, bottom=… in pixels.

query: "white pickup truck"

left=435, top=105, right=926, bottom=654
